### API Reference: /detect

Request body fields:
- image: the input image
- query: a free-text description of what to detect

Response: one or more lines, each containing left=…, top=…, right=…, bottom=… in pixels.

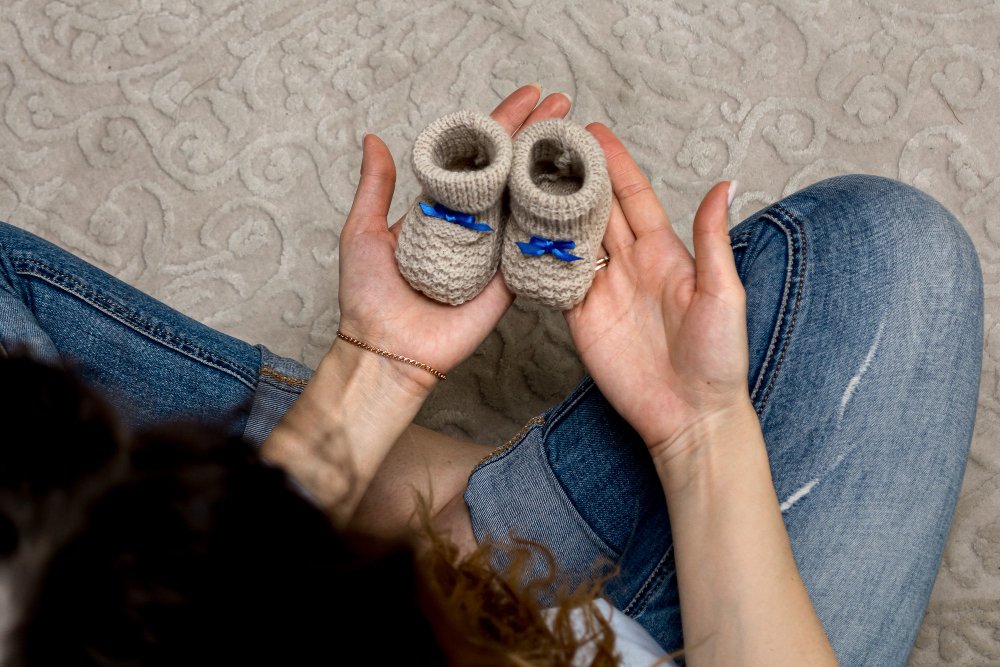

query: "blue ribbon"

left=515, top=235, right=583, bottom=262
left=419, top=201, right=492, bottom=232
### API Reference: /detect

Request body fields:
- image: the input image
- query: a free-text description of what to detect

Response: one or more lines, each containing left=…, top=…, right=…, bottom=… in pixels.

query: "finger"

left=601, top=194, right=636, bottom=253
left=595, top=243, right=610, bottom=274
left=489, top=83, right=543, bottom=135
left=693, top=181, right=741, bottom=296
left=388, top=217, right=403, bottom=242
left=512, top=92, right=572, bottom=137
left=586, top=122, right=675, bottom=239
left=345, top=133, right=396, bottom=236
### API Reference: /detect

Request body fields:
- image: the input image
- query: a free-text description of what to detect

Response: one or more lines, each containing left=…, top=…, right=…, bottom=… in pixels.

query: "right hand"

left=335, top=84, right=572, bottom=392
left=564, top=123, right=754, bottom=465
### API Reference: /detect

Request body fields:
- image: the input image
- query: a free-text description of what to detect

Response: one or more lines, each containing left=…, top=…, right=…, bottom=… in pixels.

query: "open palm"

left=564, top=124, right=751, bottom=459
left=336, top=85, right=571, bottom=383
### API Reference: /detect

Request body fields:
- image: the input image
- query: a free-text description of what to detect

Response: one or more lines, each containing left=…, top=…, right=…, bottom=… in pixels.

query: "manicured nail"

left=727, top=180, right=739, bottom=208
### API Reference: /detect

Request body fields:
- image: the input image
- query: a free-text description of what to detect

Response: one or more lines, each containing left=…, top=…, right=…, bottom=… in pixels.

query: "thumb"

left=692, top=180, right=740, bottom=296
left=344, top=133, right=397, bottom=235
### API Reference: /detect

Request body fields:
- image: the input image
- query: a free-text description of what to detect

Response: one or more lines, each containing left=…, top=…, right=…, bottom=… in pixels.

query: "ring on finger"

left=595, top=255, right=611, bottom=272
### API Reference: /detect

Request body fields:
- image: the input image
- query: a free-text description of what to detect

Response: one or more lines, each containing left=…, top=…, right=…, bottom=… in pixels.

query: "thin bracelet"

left=335, top=329, right=447, bottom=381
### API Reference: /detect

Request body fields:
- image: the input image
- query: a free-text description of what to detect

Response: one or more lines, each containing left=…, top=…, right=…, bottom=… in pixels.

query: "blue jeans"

left=0, top=175, right=983, bottom=666
left=0, top=221, right=313, bottom=446
left=464, top=175, right=983, bottom=665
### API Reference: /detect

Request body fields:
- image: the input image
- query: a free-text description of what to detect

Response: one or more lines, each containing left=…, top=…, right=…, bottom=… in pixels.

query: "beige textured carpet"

left=0, top=1, right=997, bottom=662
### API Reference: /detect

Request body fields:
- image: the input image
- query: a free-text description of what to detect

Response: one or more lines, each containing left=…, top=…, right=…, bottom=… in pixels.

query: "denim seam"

left=757, top=204, right=807, bottom=414
left=0, top=238, right=34, bottom=306
left=469, top=375, right=619, bottom=559
left=469, top=376, right=596, bottom=474
left=465, top=417, right=619, bottom=562
left=471, top=374, right=596, bottom=477
left=541, top=374, right=597, bottom=439
left=747, top=205, right=807, bottom=416
left=537, top=376, right=634, bottom=559
left=259, top=365, right=308, bottom=391
left=12, top=257, right=256, bottom=389
left=622, top=545, right=674, bottom=617
left=730, top=228, right=754, bottom=246
left=747, top=213, right=791, bottom=402
left=469, top=416, right=545, bottom=475
left=534, top=437, right=620, bottom=561
left=257, top=377, right=304, bottom=397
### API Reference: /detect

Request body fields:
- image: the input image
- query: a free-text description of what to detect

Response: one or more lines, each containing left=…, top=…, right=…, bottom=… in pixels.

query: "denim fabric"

left=0, top=173, right=984, bottom=666
left=0, top=219, right=313, bottom=444
left=464, top=174, right=984, bottom=666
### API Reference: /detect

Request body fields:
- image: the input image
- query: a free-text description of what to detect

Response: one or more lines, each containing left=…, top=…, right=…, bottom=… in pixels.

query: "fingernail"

left=561, top=92, right=573, bottom=108
left=528, top=82, right=542, bottom=94
left=727, top=180, right=739, bottom=208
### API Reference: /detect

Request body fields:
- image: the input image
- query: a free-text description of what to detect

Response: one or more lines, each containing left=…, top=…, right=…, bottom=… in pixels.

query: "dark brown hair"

left=0, top=356, right=618, bottom=666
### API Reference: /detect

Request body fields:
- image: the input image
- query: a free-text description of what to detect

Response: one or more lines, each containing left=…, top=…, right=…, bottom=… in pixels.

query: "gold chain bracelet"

left=335, top=329, right=447, bottom=381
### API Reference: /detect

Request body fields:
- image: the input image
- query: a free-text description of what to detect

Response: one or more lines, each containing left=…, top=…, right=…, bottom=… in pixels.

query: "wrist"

left=260, top=337, right=432, bottom=520
left=649, top=398, right=762, bottom=493
left=333, top=322, right=445, bottom=396
left=324, top=335, right=438, bottom=402
left=262, top=338, right=431, bottom=463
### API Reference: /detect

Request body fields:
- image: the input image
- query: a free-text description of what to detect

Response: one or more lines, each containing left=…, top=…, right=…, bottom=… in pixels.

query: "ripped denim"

left=0, top=174, right=984, bottom=666
left=463, top=175, right=984, bottom=666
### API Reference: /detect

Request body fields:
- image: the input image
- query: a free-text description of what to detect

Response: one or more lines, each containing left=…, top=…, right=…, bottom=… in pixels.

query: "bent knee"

left=792, top=174, right=982, bottom=306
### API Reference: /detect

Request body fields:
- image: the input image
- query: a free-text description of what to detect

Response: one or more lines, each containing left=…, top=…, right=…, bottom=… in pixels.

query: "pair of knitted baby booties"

left=394, top=109, right=611, bottom=310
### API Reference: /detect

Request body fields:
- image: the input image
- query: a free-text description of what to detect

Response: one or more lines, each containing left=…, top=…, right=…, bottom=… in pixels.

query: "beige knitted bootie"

left=395, top=109, right=512, bottom=305
left=501, top=119, right=611, bottom=310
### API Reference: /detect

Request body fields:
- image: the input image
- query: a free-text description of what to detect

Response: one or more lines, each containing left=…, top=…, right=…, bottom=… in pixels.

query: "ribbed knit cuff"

left=412, top=109, right=512, bottom=213
left=506, top=119, right=609, bottom=237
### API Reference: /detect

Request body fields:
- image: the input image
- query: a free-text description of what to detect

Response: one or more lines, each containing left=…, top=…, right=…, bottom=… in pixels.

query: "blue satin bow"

left=515, top=235, right=583, bottom=262
left=419, top=201, right=493, bottom=232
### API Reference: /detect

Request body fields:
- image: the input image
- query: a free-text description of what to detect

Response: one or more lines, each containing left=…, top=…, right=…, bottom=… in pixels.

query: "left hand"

left=336, top=85, right=572, bottom=390
left=564, top=123, right=751, bottom=465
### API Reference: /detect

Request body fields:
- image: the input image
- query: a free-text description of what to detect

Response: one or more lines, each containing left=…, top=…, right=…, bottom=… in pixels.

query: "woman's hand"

left=263, top=86, right=570, bottom=520
left=566, top=127, right=838, bottom=664
left=564, top=123, right=752, bottom=465
left=336, top=84, right=572, bottom=391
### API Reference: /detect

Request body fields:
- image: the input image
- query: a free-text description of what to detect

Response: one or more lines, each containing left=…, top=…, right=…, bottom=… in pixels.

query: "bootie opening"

left=413, top=110, right=511, bottom=212
left=433, top=125, right=497, bottom=172
left=529, top=138, right=585, bottom=195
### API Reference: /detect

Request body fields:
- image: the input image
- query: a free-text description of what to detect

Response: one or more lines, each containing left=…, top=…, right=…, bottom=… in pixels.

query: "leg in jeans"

left=0, top=219, right=494, bottom=535
left=464, top=174, right=984, bottom=666
left=0, top=220, right=312, bottom=445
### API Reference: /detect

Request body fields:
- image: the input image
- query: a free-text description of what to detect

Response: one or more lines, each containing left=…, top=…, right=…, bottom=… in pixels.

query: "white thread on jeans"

left=780, top=478, right=819, bottom=512
left=838, top=317, right=886, bottom=421
left=750, top=216, right=796, bottom=402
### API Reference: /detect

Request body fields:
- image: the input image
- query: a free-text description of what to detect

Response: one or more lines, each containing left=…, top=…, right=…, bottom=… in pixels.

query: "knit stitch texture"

left=501, top=119, right=611, bottom=310
left=395, top=109, right=512, bottom=305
